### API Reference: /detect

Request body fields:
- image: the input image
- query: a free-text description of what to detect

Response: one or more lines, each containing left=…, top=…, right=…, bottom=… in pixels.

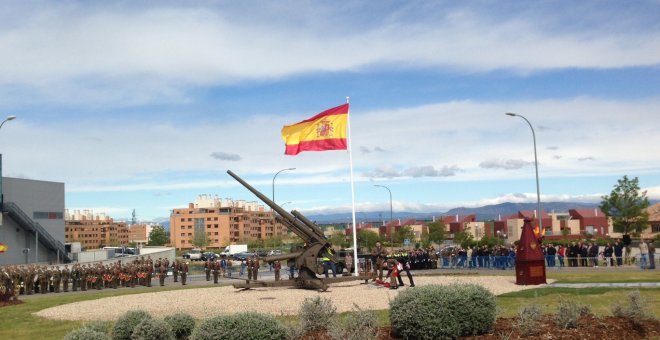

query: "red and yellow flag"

left=281, top=104, right=349, bottom=155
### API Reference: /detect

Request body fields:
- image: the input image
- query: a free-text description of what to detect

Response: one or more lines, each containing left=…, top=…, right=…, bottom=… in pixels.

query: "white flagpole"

left=346, top=97, right=359, bottom=276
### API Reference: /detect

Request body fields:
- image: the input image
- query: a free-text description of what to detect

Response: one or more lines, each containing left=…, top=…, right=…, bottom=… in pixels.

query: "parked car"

left=201, top=252, right=219, bottom=261
left=255, top=250, right=268, bottom=257
left=187, top=249, right=203, bottom=261
left=267, top=249, right=283, bottom=256
left=234, top=251, right=255, bottom=261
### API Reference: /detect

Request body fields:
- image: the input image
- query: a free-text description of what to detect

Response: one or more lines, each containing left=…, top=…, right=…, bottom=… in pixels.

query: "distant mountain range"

left=305, top=201, right=603, bottom=224
left=139, top=200, right=659, bottom=229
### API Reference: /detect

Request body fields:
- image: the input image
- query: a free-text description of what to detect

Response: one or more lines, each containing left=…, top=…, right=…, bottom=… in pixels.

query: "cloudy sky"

left=1, top=1, right=659, bottom=221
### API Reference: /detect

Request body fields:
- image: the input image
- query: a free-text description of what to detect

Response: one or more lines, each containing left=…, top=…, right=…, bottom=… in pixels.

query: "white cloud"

left=1, top=3, right=660, bottom=105
left=479, top=159, right=534, bottom=170
left=3, top=97, right=659, bottom=193
left=210, top=152, right=242, bottom=161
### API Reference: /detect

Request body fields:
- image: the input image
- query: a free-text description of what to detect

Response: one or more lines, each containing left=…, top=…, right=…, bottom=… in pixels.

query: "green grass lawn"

left=1, top=271, right=658, bottom=339
left=546, top=270, right=660, bottom=283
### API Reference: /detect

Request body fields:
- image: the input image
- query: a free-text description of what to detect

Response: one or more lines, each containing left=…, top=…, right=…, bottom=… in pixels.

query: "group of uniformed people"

left=203, top=255, right=238, bottom=283
left=368, top=242, right=416, bottom=290
left=0, top=255, right=188, bottom=299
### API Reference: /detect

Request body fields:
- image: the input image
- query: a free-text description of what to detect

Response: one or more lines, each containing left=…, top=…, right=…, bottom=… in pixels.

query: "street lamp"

left=506, top=112, right=543, bottom=232
left=0, top=115, right=16, bottom=129
left=374, top=184, right=393, bottom=250
left=272, top=168, right=295, bottom=204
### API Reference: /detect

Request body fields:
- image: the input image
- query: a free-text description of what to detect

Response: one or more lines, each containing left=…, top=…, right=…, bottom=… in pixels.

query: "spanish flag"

left=281, top=104, right=349, bottom=155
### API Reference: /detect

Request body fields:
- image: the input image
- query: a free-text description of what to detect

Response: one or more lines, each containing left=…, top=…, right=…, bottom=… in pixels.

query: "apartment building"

left=64, top=209, right=143, bottom=249
left=128, top=224, right=152, bottom=246
left=169, top=195, right=287, bottom=250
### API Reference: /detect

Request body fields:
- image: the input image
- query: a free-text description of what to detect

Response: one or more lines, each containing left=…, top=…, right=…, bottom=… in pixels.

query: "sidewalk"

left=548, top=282, right=660, bottom=288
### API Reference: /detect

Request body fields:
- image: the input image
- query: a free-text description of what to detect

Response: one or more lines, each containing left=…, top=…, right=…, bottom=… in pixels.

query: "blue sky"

left=1, top=1, right=659, bottom=221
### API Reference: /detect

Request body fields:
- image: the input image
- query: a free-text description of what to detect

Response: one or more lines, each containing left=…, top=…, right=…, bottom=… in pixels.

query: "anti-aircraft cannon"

left=227, top=170, right=369, bottom=291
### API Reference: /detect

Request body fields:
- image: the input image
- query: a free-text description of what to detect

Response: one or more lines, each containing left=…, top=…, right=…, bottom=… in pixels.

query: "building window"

left=33, top=211, right=64, bottom=219
left=652, top=224, right=660, bottom=233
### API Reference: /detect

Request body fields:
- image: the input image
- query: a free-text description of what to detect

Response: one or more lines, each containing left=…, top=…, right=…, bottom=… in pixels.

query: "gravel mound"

left=34, top=276, right=544, bottom=321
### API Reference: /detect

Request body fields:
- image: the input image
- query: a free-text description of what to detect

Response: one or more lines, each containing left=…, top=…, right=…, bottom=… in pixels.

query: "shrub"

left=514, top=303, right=543, bottom=336
left=81, top=320, right=112, bottom=334
left=328, top=305, right=378, bottom=340
left=612, top=290, right=653, bottom=330
left=190, top=312, right=287, bottom=340
left=131, top=318, right=174, bottom=340
left=111, top=310, right=152, bottom=340
left=390, top=283, right=496, bottom=340
left=64, top=327, right=110, bottom=340
left=555, top=297, right=591, bottom=329
left=164, top=313, right=196, bottom=340
left=299, top=296, right=336, bottom=333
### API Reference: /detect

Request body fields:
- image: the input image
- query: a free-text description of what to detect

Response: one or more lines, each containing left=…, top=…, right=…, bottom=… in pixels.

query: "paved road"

left=17, top=265, right=658, bottom=300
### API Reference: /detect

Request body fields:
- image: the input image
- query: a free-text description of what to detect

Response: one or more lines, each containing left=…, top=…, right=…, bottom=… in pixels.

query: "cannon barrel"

left=263, top=252, right=302, bottom=263
left=275, top=216, right=311, bottom=242
left=291, top=210, right=326, bottom=242
left=227, top=170, right=326, bottom=244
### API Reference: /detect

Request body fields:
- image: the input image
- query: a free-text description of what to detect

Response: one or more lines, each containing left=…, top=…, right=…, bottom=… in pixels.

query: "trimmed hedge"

left=191, top=312, right=287, bottom=340
left=131, top=318, right=175, bottom=340
left=390, top=283, right=496, bottom=339
left=111, top=310, right=152, bottom=340
left=64, top=328, right=110, bottom=340
left=299, top=296, right=336, bottom=332
left=164, top=313, right=196, bottom=340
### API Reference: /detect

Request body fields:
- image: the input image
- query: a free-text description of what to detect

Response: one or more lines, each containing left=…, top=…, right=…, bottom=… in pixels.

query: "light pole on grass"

left=272, top=168, right=295, bottom=205
left=506, top=112, right=542, bottom=232
left=374, top=184, right=393, bottom=250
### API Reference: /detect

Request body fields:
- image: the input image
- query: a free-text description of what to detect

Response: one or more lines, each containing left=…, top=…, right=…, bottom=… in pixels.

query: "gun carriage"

left=227, top=170, right=370, bottom=291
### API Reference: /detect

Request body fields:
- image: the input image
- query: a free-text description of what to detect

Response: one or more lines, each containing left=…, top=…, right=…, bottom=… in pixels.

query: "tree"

left=454, top=227, right=474, bottom=248
left=328, top=231, right=348, bottom=248
left=356, top=230, right=380, bottom=251
left=427, top=221, right=446, bottom=245
left=192, top=231, right=210, bottom=249
left=600, top=175, right=650, bottom=235
left=394, top=226, right=416, bottom=246
left=148, top=225, right=169, bottom=246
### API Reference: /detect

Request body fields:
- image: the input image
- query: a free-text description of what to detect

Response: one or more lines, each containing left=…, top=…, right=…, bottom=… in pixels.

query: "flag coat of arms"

left=281, top=104, right=349, bottom=155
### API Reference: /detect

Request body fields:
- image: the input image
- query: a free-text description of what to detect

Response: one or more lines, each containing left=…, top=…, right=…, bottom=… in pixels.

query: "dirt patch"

left=0, top=299, right=24, bottom=308
left=305, top=316, right=660, bottom=339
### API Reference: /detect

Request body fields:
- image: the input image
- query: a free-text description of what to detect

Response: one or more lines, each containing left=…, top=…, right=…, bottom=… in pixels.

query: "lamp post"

left=506, top=112, right=542, bottom=232
left=374, top=184, right=393, bottom=250
left=0, top=115, right=16, bottom=129
left=0, top=115, right=15, bottom=258
left=272, top=168, right=295, bottom=204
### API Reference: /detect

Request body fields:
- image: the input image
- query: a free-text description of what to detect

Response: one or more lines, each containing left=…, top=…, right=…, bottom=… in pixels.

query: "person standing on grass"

left=345, top=252, right=353, bottom=275
left=614, top=239, right=624, bottom=266
left=639, top=239, right=649, bottom=269
left=647, top=239, right=655, bottom=270
left=557, top=244, right=566, bottom=267
left=603, top=243, right=614, bottom=267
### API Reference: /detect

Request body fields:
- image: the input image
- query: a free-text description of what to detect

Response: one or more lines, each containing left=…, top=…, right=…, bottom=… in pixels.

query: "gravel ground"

left=34, top=276, right=546, bottom=321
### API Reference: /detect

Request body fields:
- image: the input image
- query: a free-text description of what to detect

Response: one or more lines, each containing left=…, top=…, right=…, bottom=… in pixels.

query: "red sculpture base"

left=515, top=260, right=546, bottom=285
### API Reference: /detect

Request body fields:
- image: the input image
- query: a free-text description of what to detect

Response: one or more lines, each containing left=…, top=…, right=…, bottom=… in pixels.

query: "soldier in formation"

left=371, top=242, right=388, bottom=281
left=179, top=261, right=189, bottom=285
left=273, top=260, right=282, bottom=281
left=172, top=259, right=179, bottom=283
left=212, top=259, right=220, bottom=284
